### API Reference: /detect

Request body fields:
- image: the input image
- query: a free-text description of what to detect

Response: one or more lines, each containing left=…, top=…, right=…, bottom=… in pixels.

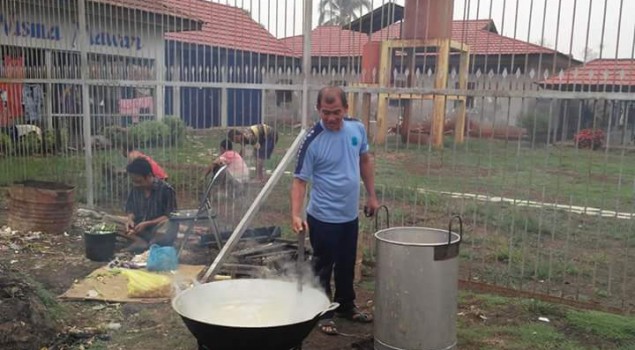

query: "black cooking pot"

left=172, top=279, right=338, bottom=350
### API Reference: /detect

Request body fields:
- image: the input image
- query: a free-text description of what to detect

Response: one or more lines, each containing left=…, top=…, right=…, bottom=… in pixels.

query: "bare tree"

left=580, top=45, right=603, bottom=62
left=532, top=37, right=553, bottom=50
left=318, top=0, right=372, bottom=26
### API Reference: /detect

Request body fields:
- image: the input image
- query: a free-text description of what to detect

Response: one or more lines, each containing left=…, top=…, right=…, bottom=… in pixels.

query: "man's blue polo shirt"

left=294, top=118, right=369, bottom=223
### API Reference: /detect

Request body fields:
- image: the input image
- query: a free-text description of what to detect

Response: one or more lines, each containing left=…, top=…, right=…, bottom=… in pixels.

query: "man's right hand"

left=291, top=216, right=308, bottom=234
left=126, top=218, right=135, bottom=235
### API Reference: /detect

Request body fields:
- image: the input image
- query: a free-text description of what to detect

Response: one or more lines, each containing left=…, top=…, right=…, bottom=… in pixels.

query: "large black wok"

left=172, top=279, right=338, bottom=350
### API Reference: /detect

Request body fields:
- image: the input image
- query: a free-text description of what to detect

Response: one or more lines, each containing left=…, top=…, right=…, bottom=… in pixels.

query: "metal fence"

left=0, top=0, right=634, bottom=313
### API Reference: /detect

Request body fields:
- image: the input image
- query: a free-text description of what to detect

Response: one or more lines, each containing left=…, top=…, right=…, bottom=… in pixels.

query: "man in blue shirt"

left=291, top=86, right=380, bottom=335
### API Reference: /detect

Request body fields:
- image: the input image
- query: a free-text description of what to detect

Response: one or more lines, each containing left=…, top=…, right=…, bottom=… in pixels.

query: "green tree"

left=318, top=0, right=372, bottom=26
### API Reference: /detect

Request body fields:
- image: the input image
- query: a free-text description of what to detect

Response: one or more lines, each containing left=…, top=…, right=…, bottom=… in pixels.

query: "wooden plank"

left=349, top=83, right=378, bottom=88
left=384, top=93, right=465, bottom=101
left=361, top=93, right=372, bottom=132
left=455, top=50, right=471, bottom=144
left=378, top=41, right=391, bottom=87
left=432, top=39, right=450, bottom=148
left=376, top=41, right=392, bottom=146
left=376, top=93, right=389, bottom=145
left=449, top=40, right=470, bottom=52
left=459, top=51, right=471, bottom=92
left=400, top=48, right=416, bottom=143
left=348, top=91, right=358, bottom=117
left=384, top=39, right=470, bottom=53
left=386, top=39, right=440, bottom=49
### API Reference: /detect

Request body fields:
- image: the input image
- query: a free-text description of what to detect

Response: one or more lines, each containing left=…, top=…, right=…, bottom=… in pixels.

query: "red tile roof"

left=163, top=0, right=294, bottom=56
left=282, top=19, right=558, bottom=57
left=542, top=59, right=635, bottom=87
left=448, top=20, right=556, bottom=55
left=91, top=0, right=202, bottom=27
left=92, top=0, right=177, bottom=15
left=282, top=26, right=369, bottom=58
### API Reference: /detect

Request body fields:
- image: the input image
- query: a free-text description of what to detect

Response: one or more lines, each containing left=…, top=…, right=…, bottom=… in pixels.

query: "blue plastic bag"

left=146, top=244, right=178, bottom=272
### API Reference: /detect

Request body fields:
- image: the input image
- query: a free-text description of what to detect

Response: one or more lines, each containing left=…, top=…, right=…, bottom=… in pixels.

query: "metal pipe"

left=77, top=0, right=94, bottom=207
left=201, top=129, right=308, bottom=282
left=6, top=77, right=633, bottom=101
left=301, top=0, right=313, bottom=129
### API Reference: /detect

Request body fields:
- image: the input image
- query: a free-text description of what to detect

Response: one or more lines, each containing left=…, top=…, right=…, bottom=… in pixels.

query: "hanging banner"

left=0, top=55, right=25, bottom=126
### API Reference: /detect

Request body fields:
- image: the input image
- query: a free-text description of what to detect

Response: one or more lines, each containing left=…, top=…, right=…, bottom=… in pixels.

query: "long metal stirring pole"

left=201, top=130, right=307, bottom=282
left=296, top=228, right=305, bottom=292
left=297, top=188, right=309, bottom=292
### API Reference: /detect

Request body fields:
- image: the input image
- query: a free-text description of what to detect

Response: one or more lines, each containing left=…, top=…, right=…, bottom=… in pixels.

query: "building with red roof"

left=91, top=0, right=202, bottom=30
left=542, top=59, right=635, bottom=92
left=164, top=0, right=293, bottom=57
left=158, top=0, right=297, bottom=128
left=541, top=59, right=635, bottom=145
left=281, top=18, right=577, bottom=74
left=279, top=3, right=588, bottom=143
left=0, top=0, right=204, bottom=128
left=1, top=0, right=298, bottom=129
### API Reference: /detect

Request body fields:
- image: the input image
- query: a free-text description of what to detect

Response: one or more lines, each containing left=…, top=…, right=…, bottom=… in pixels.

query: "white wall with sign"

left=0, top=4, right=164, bottom=59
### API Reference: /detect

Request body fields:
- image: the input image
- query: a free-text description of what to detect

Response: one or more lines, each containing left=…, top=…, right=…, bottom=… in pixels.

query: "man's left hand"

left=364, top=196, right=380, bottom=217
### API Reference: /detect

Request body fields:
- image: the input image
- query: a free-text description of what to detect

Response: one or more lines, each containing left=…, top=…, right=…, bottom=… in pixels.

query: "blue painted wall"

left=165, top=42, right=286, bottom=128
left=227, top=88, right=261, bottom=126
left=180, top=87, right=222, bottom=129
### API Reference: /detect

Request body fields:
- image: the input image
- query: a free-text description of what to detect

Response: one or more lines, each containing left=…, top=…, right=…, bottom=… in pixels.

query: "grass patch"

left=566, top=309, right=635, bottom=344
left=2, top=130, right=634, bottom=310
left=86, top=340, right=109, bottom=350
left=520, top=299, right=566, bottom=318
left=3, top=133, right=635, bottom=210
left=472, top=293, right=509, bottom=308
left=378, top=136, right=635, bottom=209
left=457, top=291, right=635, bottom=349
left=458, top=323, right=581, bottom=350
left=457, top=320, right=497, bottom=347
left=25, top=276, right=67, bottom=322
left=505, top=323, right=581, bottom=350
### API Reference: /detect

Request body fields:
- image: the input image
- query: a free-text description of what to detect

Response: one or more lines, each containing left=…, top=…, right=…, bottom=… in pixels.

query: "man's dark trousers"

left=307, top=214, right=358, bottom=318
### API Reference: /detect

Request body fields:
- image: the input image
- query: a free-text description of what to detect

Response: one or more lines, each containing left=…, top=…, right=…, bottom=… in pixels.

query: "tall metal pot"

left=374, top=216, right=463, bottom=350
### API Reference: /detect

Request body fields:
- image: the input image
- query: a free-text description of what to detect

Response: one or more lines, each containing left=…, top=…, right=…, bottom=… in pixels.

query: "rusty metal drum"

left=8, top=180, right=75, bottom=234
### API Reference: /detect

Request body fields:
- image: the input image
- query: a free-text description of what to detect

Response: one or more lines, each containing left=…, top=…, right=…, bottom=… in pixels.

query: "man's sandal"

left=317, top=319, right=338, bottom=336
left=336, top=307, right=373, bottom=323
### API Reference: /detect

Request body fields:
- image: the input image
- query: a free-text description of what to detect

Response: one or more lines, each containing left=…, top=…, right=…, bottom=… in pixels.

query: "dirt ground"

left=0, top=208, right=375, bottom=350
left=1, top=206, right=633, bottom=350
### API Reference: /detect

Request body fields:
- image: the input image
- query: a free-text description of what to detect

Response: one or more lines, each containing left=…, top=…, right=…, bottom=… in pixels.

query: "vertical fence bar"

left=77, top=0, right=94, bottom=207
left=301, top=0, right=313, bottom=129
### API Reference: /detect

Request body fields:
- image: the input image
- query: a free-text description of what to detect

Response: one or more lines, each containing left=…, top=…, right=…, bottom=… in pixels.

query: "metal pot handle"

left=372, top=205, right=390, bottom=230
left=447, top=215, right=463, bottom=245
left=318, top=302, right=340, bottom=317
left=434, top=215, right=463, bottom=261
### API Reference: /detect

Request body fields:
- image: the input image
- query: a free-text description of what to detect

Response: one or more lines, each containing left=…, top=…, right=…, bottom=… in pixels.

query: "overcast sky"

left=210, top=0, right=635, bottom=60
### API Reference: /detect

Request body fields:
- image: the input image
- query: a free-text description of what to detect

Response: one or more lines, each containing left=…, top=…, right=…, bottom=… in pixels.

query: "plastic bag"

left=146, top=244, right=178, bottom=272
left=120, top=269, right=172, bottom=298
